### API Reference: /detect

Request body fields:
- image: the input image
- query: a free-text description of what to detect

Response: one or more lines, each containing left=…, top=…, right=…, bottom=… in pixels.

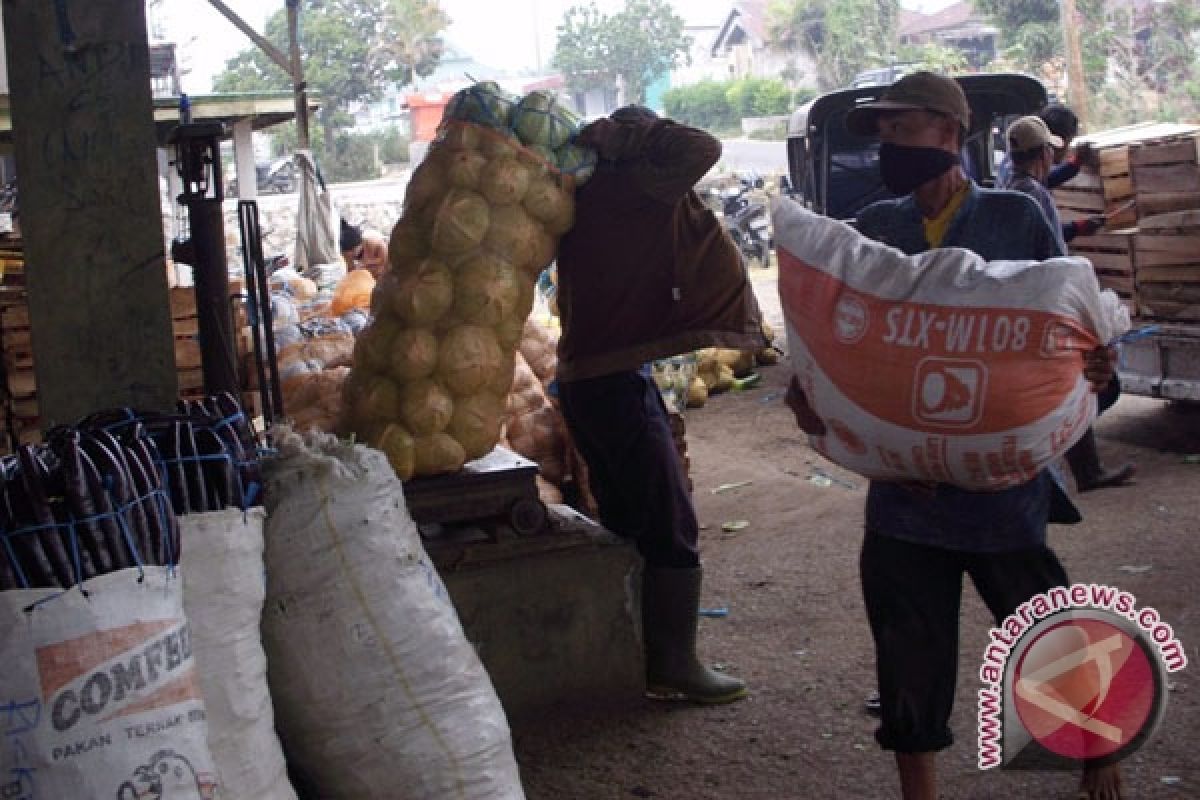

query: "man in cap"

left=997, top=102, right=1096, bottom=190
left=1002, top=115, right=1108, bottom=249
left=786, top=72, right=1123, bottom=799
left=1002, top=115, right=1136, bottom=493
left=555, top=105, right=765, bottom=704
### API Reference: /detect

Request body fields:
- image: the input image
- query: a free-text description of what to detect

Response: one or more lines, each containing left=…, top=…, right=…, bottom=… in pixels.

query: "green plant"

left=663, top=80, right=740, bottom=130
left=377, top=127, right=411, bottom=164
left=325, top=133, right=382, bottom=183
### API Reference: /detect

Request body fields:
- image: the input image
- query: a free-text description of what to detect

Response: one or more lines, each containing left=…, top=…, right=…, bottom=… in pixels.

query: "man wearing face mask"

left=785, top=72, right=1124, bottom=800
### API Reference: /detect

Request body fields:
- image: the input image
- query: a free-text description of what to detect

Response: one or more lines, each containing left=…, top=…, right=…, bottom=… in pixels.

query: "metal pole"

left=287, top=0, right=311, bottom=150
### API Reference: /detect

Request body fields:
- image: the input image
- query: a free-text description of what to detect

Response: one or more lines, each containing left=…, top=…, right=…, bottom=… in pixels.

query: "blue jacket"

left=855, top=182, right=1074, bottom=552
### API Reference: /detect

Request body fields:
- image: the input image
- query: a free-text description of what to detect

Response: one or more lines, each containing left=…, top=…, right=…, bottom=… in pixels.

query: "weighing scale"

left=404, top=445, right=549, bottom=538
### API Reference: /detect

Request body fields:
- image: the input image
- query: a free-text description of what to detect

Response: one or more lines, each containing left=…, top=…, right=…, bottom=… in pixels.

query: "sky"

left=164, top=0, right=960, bottom=94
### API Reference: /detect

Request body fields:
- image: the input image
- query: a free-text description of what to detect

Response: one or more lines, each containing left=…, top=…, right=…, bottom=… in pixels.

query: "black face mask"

left=878, top=143, right=961, bottom=196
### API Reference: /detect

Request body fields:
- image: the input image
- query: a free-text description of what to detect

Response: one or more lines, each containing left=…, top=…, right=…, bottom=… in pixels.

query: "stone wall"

left=218, top=194, right=407, bottom=275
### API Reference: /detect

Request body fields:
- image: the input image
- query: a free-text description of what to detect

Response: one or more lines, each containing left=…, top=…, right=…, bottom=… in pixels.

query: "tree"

left=552, top=0, right=692, bottom=105
left=212, top=0, right=448, bottom=160
left=373, top=0, right=449, bottom=88
left=973, top=0, right=1061, bottom=72
left=765, top=0, right=900, bottom=90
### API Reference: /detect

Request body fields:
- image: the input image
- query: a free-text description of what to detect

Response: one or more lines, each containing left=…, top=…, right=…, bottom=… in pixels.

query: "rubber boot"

left=1066, top=427, right=1136, bottom=492
left=642, top=566, right=747, bottom=704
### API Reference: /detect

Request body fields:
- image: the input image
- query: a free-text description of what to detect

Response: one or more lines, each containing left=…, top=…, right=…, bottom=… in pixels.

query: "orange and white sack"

left=774, top=199, right=1130, bottom=490
left=0, top=568, right=222, bottom=798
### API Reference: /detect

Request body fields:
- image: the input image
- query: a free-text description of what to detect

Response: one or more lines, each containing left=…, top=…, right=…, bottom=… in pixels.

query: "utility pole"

left=1060, top=0, right=1090, bottom=129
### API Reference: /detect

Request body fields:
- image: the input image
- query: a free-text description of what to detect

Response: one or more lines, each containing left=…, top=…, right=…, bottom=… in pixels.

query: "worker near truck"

left=786, top=71, right=1124, bottom=800
left=1002, top=115, right=1137, bottom=492
left=554, top=105, right=765, bottom=705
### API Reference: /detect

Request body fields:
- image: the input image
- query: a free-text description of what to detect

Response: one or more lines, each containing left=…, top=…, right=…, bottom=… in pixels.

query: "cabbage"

left=354, top=315, right=401, bottom=371
left=358, top=373, right=402, bottom=422
left=512, top=90, right=580, bottom=149
left=488, top=352, right=518, bottom=395
left=413, top=432, right=467, bottom=475
left=527, top=144, right=558, bottom=166
left=482, top=204, right=540, bottom=272
left=388, top=327, right=439, bottom=381
left=528, top=227, right=558, bottom=276
left=494, top=315, right=525, bottom=350
left=522, top=177, right=574, bottom=235
left=446, top=392, right=505, bottom=460
left=388, top=218, right=429, bottom=273
left=452, top=252, right=521, bottom=326
left=389, top=257, right=453, bottom=325
left=374, top=423, right=416, bottom=480
left=431, top=189, right=490, bottom=255
left=480, top=157, right=532, bottom=206
left=443, top=81, right=519, bottom=130
left=556, top=144, right=597, bottom=185
left=399, top=378, right=454, bottom=434
left=438, top=122, right=482, bottom=151
left=479, top=129, right=522, bottom=161
left=445, top=149, right=489, bottom=190
left=403, top=154, right=446, bottom=216
left=437, top=324, right=504, bottom=396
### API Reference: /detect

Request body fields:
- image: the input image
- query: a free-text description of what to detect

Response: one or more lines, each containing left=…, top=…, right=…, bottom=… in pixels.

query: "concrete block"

left=428, top=505, right=645, bottom=725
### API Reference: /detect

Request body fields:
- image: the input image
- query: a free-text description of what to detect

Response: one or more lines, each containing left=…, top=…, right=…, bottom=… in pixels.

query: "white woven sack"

left=261, top=427, right=525, bottom=799
left=181, top=507, right=297, bottom=800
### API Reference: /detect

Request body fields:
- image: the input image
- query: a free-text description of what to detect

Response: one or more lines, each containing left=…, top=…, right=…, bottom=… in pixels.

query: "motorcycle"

left=226, top=157, right=297, bottom=198
left=710, top=172, right=772, bottom=268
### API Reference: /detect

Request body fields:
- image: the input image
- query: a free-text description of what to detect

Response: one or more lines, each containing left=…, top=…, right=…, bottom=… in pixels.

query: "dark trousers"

left=559, top=370, right=700, bottom=568
left=860, top=530, right=1069, bottom=753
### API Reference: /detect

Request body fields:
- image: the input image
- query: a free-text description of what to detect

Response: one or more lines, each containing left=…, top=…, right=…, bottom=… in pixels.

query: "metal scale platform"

left=404, top=446, right=549, bottom=537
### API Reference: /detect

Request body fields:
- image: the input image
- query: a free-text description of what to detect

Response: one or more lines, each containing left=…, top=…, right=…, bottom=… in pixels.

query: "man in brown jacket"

left=556, top=106, right=764, bottom=704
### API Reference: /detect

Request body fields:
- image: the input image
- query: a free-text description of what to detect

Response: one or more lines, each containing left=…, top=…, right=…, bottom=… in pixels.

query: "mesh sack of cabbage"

left=343, top=119, right=578, bottom=479
left=773, top=198, right=1131, bottom=490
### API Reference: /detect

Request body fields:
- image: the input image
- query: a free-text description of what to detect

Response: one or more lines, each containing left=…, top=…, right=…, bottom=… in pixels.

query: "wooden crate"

left=1133, top=211, right=1200, bottom=321
left=1057, top=122, right=1200, bottom=228
left=1069, top=228, right=1138, bottom=315
left=1130, top=134, right=1200, bottom=219
left=1054, top=159, right=1137, bottom=229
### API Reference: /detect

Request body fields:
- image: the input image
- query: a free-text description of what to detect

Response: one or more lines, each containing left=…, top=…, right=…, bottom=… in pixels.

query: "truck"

left=783, top=75, right=1200, bottom=403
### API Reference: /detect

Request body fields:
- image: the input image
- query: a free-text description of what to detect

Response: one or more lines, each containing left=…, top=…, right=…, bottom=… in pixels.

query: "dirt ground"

left=511, top=270, right=1200, bottom=799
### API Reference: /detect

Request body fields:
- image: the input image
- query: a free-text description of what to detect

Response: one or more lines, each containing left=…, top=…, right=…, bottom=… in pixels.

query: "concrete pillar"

left=3, top=0, right=177, bottom=424
left=232, top=118, right=258, bottom=201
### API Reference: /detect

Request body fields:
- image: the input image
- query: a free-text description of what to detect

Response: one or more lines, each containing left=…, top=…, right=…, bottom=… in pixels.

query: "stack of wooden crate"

left=170, top=287, right=206, bottom=400
left=1053, top=146, right=1136, bottom=230
left=1066, top=229, right=1139, bottom=315
left=1134, top=211, right=1200, bottom=322
left=1, top=294, right=40, bottom=449
left=1129, top=133, right=1200, bottom=219
left=0, top=285, right=252, bottom=451
left=1052, top=123, right=1200, bottom=322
